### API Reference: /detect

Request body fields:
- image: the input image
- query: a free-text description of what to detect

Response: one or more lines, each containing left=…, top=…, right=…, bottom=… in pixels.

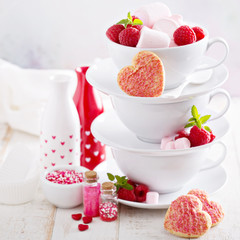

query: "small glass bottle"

left=83, top=170, right=100, bottom=217
left=99, top=182, right=118, bottom=222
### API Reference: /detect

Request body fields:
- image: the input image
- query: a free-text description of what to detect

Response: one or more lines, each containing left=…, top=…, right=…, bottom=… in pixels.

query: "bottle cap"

left=102, top=182, right=114, bottom=190
left=85, top=171, right=98, bottom=183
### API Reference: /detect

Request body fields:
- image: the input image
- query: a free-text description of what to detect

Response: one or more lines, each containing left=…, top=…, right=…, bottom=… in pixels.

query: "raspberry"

left=118, top=187, right=136, bottom=201
left=175, top=130, right=189, bottom=140
left=209, top=131, right=216, bottom=142
left=106, top=24, right=125, bottom=43
left=127, top=179, right=137, bottom=189
left=82, top=216, right=92, bottom=224
left=188, top=126, right=211, bottom=147
left=78, top=224, right=89, bottom=231
left=192, top=27, right=205, bottom=41
left=71, top=213, right=82, bottom=221
left=134, top=184, right=149, bottom=202
left=119, top=27, right=140, bottom=47
left=173, top=25, right=196, bottom=46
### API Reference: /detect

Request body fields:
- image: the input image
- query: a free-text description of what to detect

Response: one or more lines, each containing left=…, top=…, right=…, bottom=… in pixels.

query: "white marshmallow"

left=153, top=17, right=180, bottom=38
left=171, top=14, right=184, bottom=26
left=134, top=2, right=171, bottom=28
left=174, top=137, right=191, bottom=149
left=137, top=26, right=170, bottom=48
left=169, top=39, right=178, bottom=48
left=146, top=192, right=159, bottom=204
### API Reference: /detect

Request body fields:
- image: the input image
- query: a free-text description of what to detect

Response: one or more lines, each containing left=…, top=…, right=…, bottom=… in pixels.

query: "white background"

left=0, top=0, right=239, bottom=95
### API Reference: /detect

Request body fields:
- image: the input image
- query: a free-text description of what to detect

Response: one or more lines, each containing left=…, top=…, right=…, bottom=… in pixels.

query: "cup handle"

left=195, top=37, right=229, bottom=71
left=200, top=141, right=226, bottom=171
left=207, top=89, right=231, bottom=121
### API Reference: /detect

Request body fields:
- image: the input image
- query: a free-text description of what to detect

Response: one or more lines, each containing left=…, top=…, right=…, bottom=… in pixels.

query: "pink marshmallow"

left=174, top=137, right=191, bottom=149
left=146, top=192, right=159, bottom=204
left=137, top=26, right=170, bottom=48
left=165, top=141, right=176, bottom=150
left=171, top=14, right=184, bottom=26
left=160, top=136, right=173, bottom=150
left=134, top=2, right=171, bottom=28
left=152, top=17, right=180, bottom=38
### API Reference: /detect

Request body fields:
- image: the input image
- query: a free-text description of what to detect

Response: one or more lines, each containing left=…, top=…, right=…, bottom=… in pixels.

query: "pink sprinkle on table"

left=46, top=170, right=83, bottom=184
left=99, top=202, right=118, bottom=222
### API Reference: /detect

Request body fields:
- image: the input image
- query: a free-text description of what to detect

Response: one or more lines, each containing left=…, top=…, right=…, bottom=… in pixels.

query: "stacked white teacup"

left=87, top=18, right=230, bottom=195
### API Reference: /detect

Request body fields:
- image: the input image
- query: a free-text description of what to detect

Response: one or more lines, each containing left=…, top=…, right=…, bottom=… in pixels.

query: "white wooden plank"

left=52, top=205, right=119, bottom=240
left=0, top=129, right=56, bottom=240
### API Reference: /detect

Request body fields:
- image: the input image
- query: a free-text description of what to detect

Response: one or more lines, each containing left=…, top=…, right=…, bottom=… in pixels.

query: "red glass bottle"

left=74, top=66, right=106, bottom=170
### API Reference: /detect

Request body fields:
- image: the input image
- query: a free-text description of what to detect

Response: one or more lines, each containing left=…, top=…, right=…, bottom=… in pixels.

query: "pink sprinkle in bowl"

left=41, top=165, right=88, bottom=208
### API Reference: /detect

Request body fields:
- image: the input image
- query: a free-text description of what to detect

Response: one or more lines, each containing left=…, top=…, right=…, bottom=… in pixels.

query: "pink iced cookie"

left=146, top=192, right=159, bottom=204
left=137, top=26, right=170, bottom=48
left=174, top=137, right=191, bottom=149
left=188, top=189, right=224, bottom=227
left=152, top=17, right=179, bottom=38
left=134, top=2, right=171, bottom=28
left=164, top=195, right=212, bottom=238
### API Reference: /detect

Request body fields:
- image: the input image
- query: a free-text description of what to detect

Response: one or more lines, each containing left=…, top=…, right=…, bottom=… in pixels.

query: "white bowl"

left=91, top=111, right=229, bottom=193
left=41, top=165, right=88, bottom=208
left=106, top=27, right=228, bottom=89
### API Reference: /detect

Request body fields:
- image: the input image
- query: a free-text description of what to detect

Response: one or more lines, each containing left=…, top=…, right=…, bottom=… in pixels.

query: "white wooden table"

left=0, top=97, right=240, bottom=240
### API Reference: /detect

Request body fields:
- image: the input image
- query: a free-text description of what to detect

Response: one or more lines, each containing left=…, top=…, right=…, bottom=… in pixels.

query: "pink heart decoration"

left=45, top=140, right=48, bottom=143
left=52, top=150, right=56, bottom=153
left=44, top=153, right=48, bottom=157
left=69, top=149, right=73, bottom=152
left=69, top=162, right=73, bottom=165
left=52, top=136, right=56, bottom=139
left=60, top=155, right=65, bottom=159
left=51, top=163, right=55, bottom=166
left=69, top=135, right=73, bottom=139
left=60, top=142, right=65, bottom=145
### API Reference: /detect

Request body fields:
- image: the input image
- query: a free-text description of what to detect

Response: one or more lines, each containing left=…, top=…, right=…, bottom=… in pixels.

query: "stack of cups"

left=86, top=24, right=230, bottom=194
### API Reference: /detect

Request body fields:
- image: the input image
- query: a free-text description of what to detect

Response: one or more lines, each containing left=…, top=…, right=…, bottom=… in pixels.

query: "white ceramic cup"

left=112, top=141, right=226, bottom=193
left=111, top=88, right=230, bottom=143
left=106, top=27, right=229, bottom=89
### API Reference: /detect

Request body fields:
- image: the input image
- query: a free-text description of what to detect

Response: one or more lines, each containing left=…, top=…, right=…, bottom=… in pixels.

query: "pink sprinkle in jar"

left=83, top=170, right=100, bottom=217
left=99, top=182, right=118, bottom=222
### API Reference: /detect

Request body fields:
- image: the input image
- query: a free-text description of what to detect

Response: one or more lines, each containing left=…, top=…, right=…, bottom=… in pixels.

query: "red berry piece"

left=106, top=25, right=125, bottom=43
left=175, top=130, right=189, bottom=140
left=71, top=213, right=82, bottom=221
left=173, top=25, right=196, bottom=46
left=209, top=131, right=216, bottom=142
left=134, top=184, right=149, bottom=202
left=82, top=216, right=92, bottom=224
left=119, top=27, right=140, bottom=47
left=192, top=26, right=205, bottom=41
left=188, top=126, right=211, bottom=147
left=78, top=224, right=89, bottom=231
left=118, top=187, right=136, bottom=201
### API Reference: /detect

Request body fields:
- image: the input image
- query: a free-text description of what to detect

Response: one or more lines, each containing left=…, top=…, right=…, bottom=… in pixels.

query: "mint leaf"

left=200, top=115, right=211, bottom=124
left=196, top=119, right=202, bottom=129
left=204, top=125, right=212, bottom=132
left=133, top=19, right=143, bottom=25
left=115, top=175, right=122, bottom=183
left=188, top=117, right=195, bottom=122
left=191, top=105, right=199, bottom=119
left=122, top=183, right=133, bottom=190
left=116, top=19, right=130, bottom=28
left=127, top=12, right=132, bottom=21
left=107, top=173, right=115, bottom=181
left=185, top=122, right=195, bottom=128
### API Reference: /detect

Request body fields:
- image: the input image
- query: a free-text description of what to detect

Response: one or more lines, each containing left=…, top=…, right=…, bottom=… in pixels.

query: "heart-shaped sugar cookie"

left=188, top=189, right=224, bottom=227
left=164, top=195, right=212, bottom=238
left=117, top=51, right=165, bottom=97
